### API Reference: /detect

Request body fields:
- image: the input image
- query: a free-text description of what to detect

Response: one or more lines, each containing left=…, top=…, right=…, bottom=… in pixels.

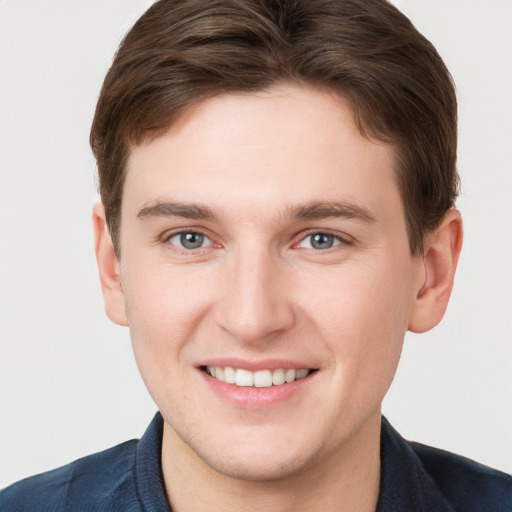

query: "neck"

left=161, top=412, right=381, bottom=512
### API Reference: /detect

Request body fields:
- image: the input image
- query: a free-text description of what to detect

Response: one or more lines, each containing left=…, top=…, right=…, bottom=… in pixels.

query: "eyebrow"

left=136, top=199, right=376, bottom=223
left=137, top=202, right=216, bottom=220
left=285, top=200, right=376, bottom=223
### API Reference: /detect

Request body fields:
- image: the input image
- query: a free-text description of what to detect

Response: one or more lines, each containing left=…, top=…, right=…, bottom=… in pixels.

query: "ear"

left=92, top=202, right=128, bottom=326
left=408, top=209, right=463, bottom=333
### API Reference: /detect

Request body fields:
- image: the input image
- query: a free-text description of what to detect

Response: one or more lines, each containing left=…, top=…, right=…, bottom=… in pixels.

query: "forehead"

left=123, top=84, right=399, bottom=220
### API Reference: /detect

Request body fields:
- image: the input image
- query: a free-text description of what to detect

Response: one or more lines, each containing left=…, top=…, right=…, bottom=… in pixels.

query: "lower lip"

left=198, top=370, right=316, bottom=409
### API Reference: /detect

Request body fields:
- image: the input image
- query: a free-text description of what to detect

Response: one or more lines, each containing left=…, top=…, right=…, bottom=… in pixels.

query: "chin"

left=185, top=425, right=328, bottom=483
left=202, top=447, right=317, bottom=482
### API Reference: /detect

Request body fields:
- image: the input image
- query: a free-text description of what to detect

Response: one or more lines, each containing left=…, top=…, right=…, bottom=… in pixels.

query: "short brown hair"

left=90, top=0, right=458, bottom=255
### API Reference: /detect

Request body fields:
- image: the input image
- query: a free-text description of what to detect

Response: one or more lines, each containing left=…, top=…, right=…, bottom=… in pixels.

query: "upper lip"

left=196, top=358, right=317, bottom=372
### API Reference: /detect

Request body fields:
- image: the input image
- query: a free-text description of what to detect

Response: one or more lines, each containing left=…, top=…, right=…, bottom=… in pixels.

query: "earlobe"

left=408, top=209, right=463, bottom=333
left=92, top=202, right=128, bottom=327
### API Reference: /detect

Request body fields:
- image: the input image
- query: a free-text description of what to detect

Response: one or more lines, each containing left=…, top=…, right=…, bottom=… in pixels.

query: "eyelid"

left=169, top=232, right=212, bottom=249
left=162, top=227, right=219, bottom=253
left=159, top=227, right=353, bottom=253
left=293, top=230, right=354, bottom=249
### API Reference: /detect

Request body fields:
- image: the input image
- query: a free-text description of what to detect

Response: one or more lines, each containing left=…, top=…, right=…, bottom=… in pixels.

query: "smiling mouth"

left=201, top=366, right=316, bottom=388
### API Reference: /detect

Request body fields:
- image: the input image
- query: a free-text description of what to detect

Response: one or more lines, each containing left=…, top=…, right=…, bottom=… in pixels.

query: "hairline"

left=109, top=83, right=416, bottom=258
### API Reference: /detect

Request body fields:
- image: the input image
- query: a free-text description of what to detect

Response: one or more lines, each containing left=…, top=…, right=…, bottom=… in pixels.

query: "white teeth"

left=235, top=369, right=253, bottom=387
left=224, top=366, right=236, bottom=384
left=272, top=368, right=285, bottom=386
left=216, top=367, right=225, bottom=382
left=254, top=370, right=272, bottom=388
left=206, top=366, right=312, bottom=387
left=296, top=369, right=309, bottom=380
left=285, top=369, right=296, bottom=383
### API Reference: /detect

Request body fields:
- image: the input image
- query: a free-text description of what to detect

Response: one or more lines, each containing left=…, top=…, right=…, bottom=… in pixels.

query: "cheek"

left=121, top=263, right=217, bottom=382
left=122, top=269, right=216, bottom=419
left=124, top=259, right=214, bottom=330
left=304, top=256, right=415, bottom=382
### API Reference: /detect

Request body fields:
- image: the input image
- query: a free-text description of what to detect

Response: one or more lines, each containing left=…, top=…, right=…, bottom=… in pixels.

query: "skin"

left=94, top=84, right=462, bottom=511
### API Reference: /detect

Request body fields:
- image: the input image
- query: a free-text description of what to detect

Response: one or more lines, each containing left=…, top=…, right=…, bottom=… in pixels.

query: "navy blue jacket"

left=1, top=413, right=511, bottom=511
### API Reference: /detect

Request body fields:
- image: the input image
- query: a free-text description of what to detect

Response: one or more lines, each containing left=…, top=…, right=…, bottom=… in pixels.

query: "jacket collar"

left=137, top=413, right=455, bottom=512
left=378, top=416, right=454, bottom=512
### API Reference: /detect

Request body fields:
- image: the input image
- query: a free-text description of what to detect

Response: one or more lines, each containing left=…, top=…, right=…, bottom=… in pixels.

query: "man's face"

left=115, top=84, right=425, bottom=480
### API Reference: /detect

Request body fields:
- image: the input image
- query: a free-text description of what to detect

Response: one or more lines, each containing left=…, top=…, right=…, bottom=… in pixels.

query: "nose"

left=215, top=246, right=295, bottom=345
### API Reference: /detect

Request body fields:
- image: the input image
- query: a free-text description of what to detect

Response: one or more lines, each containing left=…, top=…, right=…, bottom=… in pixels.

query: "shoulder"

left=411, top=441, right=512, bottom=512
left=380, top=417, right=512, bottom=511
left=0, top=439, right=138, bottom=512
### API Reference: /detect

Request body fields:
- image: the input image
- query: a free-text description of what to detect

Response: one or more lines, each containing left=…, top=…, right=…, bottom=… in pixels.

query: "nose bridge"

left=216, top=242, right=293, bottom=343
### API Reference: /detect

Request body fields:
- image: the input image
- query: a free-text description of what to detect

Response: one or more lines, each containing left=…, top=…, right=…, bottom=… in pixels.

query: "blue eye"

left=168, top=231, right=212, bottom=250
left=298, top=233, right=342, bottom=250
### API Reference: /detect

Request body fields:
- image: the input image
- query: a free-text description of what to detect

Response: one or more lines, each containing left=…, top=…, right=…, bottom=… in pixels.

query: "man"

left=1, top=0, right=511, bottom=510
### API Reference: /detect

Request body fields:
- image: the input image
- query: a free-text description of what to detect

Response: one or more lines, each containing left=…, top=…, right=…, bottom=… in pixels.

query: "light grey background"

left=1, top=0, right=511, bottom=487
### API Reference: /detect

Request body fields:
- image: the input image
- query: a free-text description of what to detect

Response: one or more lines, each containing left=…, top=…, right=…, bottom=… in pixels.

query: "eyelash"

left=163, top=229, right=352, bottom=254
left=294, top=231, right=352, bottom=251
left=164, top=229, right=215, bottom=253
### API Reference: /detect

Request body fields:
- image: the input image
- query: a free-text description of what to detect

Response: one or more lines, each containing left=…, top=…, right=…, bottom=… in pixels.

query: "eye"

left=168, top=231, right=213, bottom=250
left=297, top=232, right=342, bottom=250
